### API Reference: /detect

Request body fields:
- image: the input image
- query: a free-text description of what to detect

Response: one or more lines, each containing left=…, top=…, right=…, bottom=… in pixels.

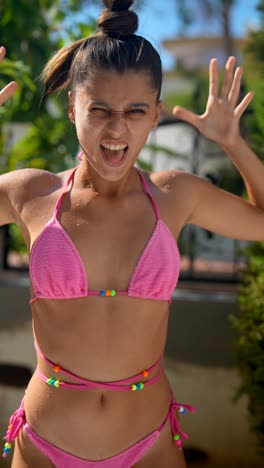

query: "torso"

left=12, top=164, right=192, bottom=459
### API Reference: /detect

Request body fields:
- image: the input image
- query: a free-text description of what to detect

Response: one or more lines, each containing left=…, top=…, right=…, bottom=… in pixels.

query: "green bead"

left=131, top=384, right=137, bottom=391
left=139, top=383, right=144, bottom=389
left=110, top=290, right=116, bottom=297
left=47, top=378, right=52, bottom=385
left=173, top=434, right=180, bottom=441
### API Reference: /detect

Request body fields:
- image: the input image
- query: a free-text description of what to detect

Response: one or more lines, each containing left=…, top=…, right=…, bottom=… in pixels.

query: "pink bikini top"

left=29, top=166, right=180, bottom=304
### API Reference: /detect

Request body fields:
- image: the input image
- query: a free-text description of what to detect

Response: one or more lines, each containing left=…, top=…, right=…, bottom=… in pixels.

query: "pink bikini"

left=3, top=166, right=195, bottom=467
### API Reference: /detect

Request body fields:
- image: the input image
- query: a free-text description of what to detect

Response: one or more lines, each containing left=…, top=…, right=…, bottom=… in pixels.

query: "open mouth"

left=100, top=144, right=129, bottom=167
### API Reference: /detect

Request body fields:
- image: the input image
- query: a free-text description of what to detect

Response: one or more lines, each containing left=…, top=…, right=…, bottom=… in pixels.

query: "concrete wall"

left=0, top=277, right=262, bottom=467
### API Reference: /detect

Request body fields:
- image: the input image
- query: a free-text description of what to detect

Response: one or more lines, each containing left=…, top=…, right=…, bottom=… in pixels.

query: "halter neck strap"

left=53, top=166, right=78, bottom=218
left=136, top=168, right=161, bottom=220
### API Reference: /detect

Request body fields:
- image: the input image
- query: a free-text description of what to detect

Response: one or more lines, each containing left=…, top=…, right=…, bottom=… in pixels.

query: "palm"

left=173, top=57, right=253, bottom=147
left=0, top=47, right=18, bottom=105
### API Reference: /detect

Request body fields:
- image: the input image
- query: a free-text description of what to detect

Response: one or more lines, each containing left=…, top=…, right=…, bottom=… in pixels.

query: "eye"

left=90, top=108, right=110, bottom=116
left=129, top=109, right=145, bottom=114
left=126, top=109, right=146, bottom=119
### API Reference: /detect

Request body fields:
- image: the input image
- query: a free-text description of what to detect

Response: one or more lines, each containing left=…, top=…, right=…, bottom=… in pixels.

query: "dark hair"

left=41, top=0, right=162, bottom=103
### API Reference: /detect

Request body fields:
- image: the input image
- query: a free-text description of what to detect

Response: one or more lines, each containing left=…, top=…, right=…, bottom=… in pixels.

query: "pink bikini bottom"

left=3, top=392, right=195, bottom=467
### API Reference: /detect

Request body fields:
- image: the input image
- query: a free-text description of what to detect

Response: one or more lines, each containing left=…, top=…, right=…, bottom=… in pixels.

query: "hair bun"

left=103, top=0, right=134, bottom=11
left=98, top=0, right=138, bottom=37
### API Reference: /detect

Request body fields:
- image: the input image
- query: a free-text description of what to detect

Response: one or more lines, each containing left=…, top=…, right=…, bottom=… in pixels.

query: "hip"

left=22, top=367, right=173, bottom=459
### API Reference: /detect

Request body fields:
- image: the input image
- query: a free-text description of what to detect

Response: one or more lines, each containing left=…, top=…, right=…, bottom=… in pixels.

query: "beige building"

left=163, top=36, right=246, bottom=70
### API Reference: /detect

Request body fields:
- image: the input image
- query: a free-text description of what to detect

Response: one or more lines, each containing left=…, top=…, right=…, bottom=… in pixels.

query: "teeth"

left=101, top=144, right=127, bottom=151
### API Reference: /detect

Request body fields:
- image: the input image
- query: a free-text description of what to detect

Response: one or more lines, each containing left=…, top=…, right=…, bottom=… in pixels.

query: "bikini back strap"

left=136, top=168, right=161, bottom=220
left=53, top=166, right=78, bottom=218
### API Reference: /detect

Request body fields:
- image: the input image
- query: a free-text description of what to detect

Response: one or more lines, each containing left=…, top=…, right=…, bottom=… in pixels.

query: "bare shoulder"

left=0, top=167, right=72, bottom=229
left=150, top=168, right=211, bottom=202
left=145, top=169, right=209, bottom=227
left=148, top=168, right=203, bottom=191
left=0, top=168, right=63, bottom=214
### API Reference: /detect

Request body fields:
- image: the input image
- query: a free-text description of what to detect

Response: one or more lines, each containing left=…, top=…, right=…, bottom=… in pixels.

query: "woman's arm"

left=0, top=46, right=19, bottom=225
left=0, top=46, right=18, bottom=105
left=172, top=56, right=264, bottom=241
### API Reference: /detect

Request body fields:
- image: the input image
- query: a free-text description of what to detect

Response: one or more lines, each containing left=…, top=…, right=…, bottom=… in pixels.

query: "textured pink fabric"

left=3, top=394, right=195, bottom=465
left=29, top=167, right=180, bottom=304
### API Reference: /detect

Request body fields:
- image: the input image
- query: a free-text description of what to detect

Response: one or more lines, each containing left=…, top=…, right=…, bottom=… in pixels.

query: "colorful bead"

left=4, top=443, right=11, bottom=449
left=142, top=370, right=149, bottom=378
left=8, top=425, right=12, bottom=430
left=100, top=289, right=116, bottom=297
left=47, top=377, right=60, bottom=387
left=179, top=406, right=187, bottom=414
left=131, top=384, right=137, bottom=391
left=53, top=365, right=61, bottom=373
left=3, top=448, right=10, bottom=453
left=132, top=382, right=145, bottom=390
left=173, top=434, right=180, bottom=441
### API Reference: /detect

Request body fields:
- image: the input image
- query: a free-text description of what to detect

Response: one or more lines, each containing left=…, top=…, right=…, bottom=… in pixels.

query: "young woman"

left=1, top=1, right=264, bottom=466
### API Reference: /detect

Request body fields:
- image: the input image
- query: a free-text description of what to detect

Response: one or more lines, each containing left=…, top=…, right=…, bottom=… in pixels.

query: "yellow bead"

left=54, top=380, right=60, bottom=387
left=131, top=384, right=137, bottom=391
left=5, top=443, right=12, bottom=449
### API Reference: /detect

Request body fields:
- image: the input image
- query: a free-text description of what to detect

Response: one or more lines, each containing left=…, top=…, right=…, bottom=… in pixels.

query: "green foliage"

left=163, top=90, right=193, bottom=112
left=229, top=2, right=264, bottom=451
left=230, top=242, right=264, bottom=453
left=242, top=0, right=264, bottom=159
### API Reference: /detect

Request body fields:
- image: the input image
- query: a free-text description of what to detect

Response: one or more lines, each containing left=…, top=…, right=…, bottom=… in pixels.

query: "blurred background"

left=0, top=1, right=263, bottom=467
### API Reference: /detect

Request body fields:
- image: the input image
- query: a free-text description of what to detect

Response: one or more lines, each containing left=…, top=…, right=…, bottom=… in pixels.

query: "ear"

left=68, top=91, right=75, bottom=124
left=152, top=99, right=162, bottom=129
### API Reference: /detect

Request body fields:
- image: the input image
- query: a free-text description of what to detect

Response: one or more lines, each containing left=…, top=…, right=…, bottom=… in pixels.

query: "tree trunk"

left=221, top=0, right=234, bottom=58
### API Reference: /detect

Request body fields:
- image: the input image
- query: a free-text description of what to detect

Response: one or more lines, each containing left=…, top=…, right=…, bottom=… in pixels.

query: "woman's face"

left=68, top=69, right=162, bottom=181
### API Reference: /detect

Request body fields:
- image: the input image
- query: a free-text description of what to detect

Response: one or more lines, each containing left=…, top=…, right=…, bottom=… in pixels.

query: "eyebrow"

left=91, top=101, right=150, bottom=109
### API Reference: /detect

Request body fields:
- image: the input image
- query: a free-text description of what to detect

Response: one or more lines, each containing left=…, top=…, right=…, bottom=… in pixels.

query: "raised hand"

left=173, top=56, right=254, bottom=148
left=0, top=46, right=18, bottom=106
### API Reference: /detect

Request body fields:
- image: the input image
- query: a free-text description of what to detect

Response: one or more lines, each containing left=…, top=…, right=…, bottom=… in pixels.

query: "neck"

left=75, top=160, right=139, bottom=198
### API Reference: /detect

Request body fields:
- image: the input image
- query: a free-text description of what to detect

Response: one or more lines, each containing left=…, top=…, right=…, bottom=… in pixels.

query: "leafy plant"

left=230, top=242, right=264, bottom=454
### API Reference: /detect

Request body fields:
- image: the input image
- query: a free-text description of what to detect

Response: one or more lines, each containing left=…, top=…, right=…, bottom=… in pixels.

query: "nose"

left=106, top=112, right=127, bottom=137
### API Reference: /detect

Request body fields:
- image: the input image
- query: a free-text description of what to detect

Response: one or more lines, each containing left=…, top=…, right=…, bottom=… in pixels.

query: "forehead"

left=75, top=69, right=157, bottom=105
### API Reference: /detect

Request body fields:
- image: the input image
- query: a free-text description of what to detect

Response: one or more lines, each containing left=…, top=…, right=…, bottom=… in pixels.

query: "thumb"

left=173, top=106, right=200, bottom=128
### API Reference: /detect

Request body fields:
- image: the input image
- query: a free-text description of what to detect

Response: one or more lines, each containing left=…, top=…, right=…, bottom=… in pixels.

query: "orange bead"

left=53, top=365, right=61, bottom=373
left=8, top=425, right=12, bottom=430
left=142, top=370, right=149, bottom=378
left=106, top=290, right=111, bottom=297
